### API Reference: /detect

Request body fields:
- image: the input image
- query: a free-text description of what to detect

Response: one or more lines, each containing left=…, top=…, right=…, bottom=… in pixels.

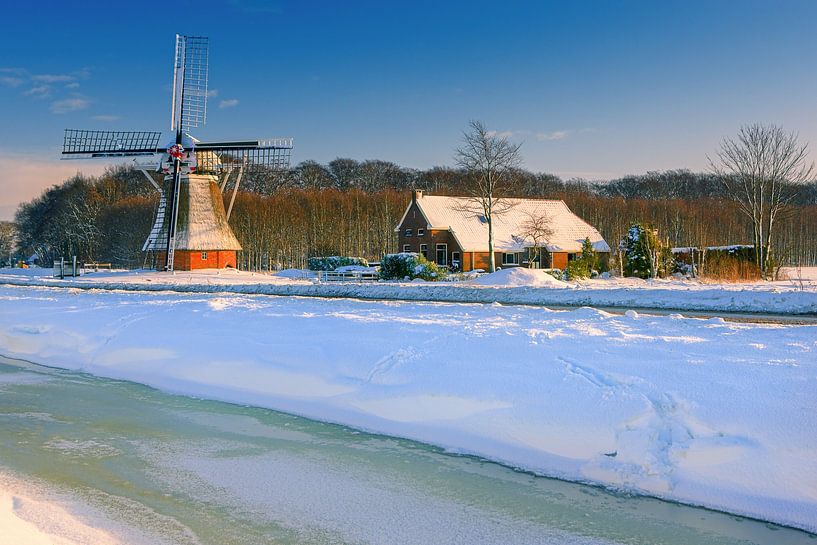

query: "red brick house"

left=395, top=191, right=610, bottom=271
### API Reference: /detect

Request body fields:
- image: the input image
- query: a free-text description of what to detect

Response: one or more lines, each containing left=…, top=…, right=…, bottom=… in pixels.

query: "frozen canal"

left=0, top=356, right=812, bottom=545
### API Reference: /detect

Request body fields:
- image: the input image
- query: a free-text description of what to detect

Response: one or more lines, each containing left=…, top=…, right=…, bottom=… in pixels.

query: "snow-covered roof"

left=398, top=194, right=610, bottom=253
left=672, top=244, right=754, bottom=254
left=145, top=174, right=242, bottom=251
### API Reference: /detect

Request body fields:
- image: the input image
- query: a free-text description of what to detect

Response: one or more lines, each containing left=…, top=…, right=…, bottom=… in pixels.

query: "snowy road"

left=1, top=284, right=816, bottom=532
left=2, top=267, right=816, bottom=316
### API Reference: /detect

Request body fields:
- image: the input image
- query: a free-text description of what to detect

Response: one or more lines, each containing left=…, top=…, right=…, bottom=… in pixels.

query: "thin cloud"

left=51, top=97, right=90, bottom=114
left=206, top=89, right=219, bottom=98
left=536, top=131, right=568, bottom=141
left=65, top=82, right=80, bottom=89
left=485, top=128, right=584, bottom=142
left=219, top=98, right=239, bottom=109
left=486, top=130, right=517, bottom=139
left=33, top=73, right=77, bottom=83
left=23, top=85, right=51, bottom=98
left=92, top=114, right=120, bottom=122
left=0, top=76, right=24, bottom=87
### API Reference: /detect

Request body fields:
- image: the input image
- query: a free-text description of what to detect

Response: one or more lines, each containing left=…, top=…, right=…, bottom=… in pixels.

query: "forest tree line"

left=8, top=160, right=817, bottom=269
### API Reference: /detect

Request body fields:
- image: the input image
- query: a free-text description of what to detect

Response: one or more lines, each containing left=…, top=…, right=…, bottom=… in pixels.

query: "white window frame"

left=420, top=243, right=428, bottom=258
left=201, top=251, right=208, bottom=260
left=403, top=244, right=411, bottom=252
left=404, top=228, right=413, bottom=237
left=451, top=251, right=460, bottom=267
left=436, top=243, right=448, bottom=266
left=417, top=228, right=425, bottom=236
left=502, top=252, right=518, bottom=265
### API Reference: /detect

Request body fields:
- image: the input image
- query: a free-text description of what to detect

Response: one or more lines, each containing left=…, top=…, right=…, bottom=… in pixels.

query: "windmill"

left=61, top=34, right=293, bottom=271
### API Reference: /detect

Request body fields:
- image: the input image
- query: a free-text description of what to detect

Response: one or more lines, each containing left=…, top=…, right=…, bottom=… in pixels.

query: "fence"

left=53, top=257, right=80, bottom=279
left=308, top=270, right=380, bottom=283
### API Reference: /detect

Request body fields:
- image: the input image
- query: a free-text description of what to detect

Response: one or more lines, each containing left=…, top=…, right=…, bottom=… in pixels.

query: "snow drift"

left=1, top=285, right=815, bottom=532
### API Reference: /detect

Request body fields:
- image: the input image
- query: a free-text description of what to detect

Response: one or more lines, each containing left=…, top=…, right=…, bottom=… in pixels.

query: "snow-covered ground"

left=1, top=266, right=816, bottom=314
left=1, top=284, right=815, bottom=532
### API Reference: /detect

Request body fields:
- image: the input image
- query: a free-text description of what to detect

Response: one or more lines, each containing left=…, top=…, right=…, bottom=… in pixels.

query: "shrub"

left=701, top=253, right=761, bottom=281
left=308, top=256, right=368, bottom=271
left=622, top=223, right=673, bottom=279
left=580, top=237, right=597, bottom=269
left=564, top=258, right=591, bottom=280
left=380, top=252, right=447, bottom=281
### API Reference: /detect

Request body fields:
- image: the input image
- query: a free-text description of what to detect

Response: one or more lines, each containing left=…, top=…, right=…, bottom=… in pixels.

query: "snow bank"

left=1, top=267, right=815, bottom=314
left=274, top=268, right=312, bottom=279
left=1, top=285, right=815, bottom=532
left=470, top=267, right=565, bottom=287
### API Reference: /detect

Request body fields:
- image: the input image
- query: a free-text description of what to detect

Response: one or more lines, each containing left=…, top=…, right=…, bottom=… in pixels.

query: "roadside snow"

left=0, top=285, right=815, bottom=532
left=470, top=267, right=565, bottom=287
left=1, top=268, right=815, bottom=314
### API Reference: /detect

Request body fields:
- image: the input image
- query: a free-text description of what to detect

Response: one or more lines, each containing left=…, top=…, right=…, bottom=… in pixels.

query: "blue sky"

left=2, top=0, right=817, bottom=218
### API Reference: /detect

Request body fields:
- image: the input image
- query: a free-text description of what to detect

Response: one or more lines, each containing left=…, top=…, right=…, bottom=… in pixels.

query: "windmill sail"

left=62, top=129, right=162, bottom=158
left=194, top=138, right=294, bottom=172
left=171, top=35, right=209, bottom=133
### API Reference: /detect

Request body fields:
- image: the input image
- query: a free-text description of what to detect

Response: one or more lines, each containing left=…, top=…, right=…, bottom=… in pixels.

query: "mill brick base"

left=154, top=250, right=237, bottom=271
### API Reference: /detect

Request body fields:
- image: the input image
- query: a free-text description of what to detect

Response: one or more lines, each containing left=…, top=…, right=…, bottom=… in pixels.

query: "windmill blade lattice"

left=171, top=35, right=209, bottom=133
left=62, top=129, right=162, bottom=158
left=195, top=138, right=294, bottom=173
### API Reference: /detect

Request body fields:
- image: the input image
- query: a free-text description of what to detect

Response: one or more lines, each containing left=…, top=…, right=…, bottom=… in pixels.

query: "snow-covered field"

left=1, top=266, right=816, bottom=314
left=1, top=284, right=815, bottom=532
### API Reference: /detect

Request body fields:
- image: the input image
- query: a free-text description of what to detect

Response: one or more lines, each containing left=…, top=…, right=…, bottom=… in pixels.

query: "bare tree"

left=517, top=210, right=553, bottom=268
left=710, top=124, right=813, bottom=278
left=0, top=221, right=16, bottom=266
left=454, top=120, right=523, bottom=272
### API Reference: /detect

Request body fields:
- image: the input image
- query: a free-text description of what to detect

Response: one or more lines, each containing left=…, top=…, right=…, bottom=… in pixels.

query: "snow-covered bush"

left=564, top=259, right=591, bottom=280
left=564, top=237, right=598, bottom=280
left=307, top=256, right=369, bottom=271
left=379, top=253, right=447, bottom=281
left=546, top=268, right=562, bottom=281
left=621, top=224, right=672, bottom=279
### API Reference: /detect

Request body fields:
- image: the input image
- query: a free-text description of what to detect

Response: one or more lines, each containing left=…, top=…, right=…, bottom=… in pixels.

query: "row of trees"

left=7, top=124, right=817, bottom=273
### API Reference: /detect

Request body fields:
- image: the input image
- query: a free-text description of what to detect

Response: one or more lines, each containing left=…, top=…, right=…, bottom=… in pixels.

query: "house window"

left=420, top=244, right=428, bottom=259
left=502, top=253, right=518, bottom=265
left=403, top=244, right=411, bottom=253
left=417, top=228, right=425, bottom=236
left=405, top=228, right=413, bottom=237
left=451, top=252, right=460, bottom=269
left=201, top=252, right=208, bottom=260
left=436, top=243, right=447, bottom=266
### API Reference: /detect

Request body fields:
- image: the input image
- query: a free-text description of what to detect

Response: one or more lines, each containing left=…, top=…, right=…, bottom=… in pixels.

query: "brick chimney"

left=412, top=189, right=423, bottom=203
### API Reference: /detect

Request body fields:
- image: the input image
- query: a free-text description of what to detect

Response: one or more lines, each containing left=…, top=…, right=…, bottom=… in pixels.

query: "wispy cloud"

left=51, top=97, right=90, bottom=114
left=33, top=73, right=77, bottom=83
left=206, top=89, right=219, bottom=98
left=92, top=114, right=120, bottom=122
left=487, top=128, right=592, bottom=142
left=0, top=76, right=24, bottom=87
left=23, top=85, right=51, bottom=98
left=219, top=98, right=239, bottom=109
left=535, top=130, right=568, bottom=141
left=4, top=68, right=92, bottom=109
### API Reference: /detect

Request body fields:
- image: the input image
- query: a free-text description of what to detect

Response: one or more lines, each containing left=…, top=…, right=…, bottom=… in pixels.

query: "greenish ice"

left=0, top=356, right=813, bottom=545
